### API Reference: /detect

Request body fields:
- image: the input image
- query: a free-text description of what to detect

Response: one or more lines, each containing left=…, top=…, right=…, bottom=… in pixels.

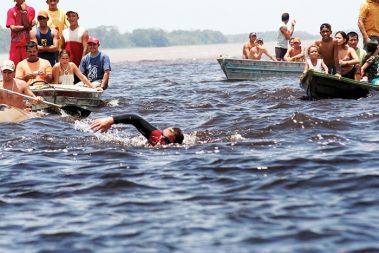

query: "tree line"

left=0, top=25, right=319, bottom=52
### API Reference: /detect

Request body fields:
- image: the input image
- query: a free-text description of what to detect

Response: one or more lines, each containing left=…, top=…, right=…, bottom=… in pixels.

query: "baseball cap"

left=37, top=10, right=49, bottom=19
left=66, top=10, right=78, bottom=15
left=1, top=60, right=15, bottom=72
left=88, top=37, right=100, bottom=45
left=249, top=32, right=257, bottom=37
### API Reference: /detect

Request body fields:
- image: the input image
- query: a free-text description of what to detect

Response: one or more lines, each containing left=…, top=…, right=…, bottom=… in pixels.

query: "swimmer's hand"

left=90, top=116, right=114, bottom=133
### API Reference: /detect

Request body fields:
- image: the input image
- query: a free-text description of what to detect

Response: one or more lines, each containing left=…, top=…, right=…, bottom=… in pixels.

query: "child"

left=284, top=37, right=305, bottom=62
left=361, top=41, right=379, bottom=84
left=315, top=23, right=339, bottom=76
left=303, top=45, right=328, bottom=74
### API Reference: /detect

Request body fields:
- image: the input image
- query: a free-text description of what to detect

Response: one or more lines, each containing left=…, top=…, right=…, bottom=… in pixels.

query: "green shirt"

left=356, top=48, right=367, bottom=65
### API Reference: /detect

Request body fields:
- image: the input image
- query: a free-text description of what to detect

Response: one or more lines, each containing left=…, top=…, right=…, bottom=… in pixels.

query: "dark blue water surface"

left=1, top=60, right=379, bottom=253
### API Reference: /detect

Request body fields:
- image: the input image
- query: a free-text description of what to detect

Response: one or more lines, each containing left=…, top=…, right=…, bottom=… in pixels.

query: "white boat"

left=217, top=57, right=304, bottom=80
left=30, top=84, right=103, bottom=111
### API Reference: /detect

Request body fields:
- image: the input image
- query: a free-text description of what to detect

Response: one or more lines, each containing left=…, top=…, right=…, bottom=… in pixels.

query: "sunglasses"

left=38, top=16, right=47, bottom=21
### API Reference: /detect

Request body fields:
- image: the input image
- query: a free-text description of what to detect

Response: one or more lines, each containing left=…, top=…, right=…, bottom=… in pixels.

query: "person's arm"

left=100, top=71, right=110, bottom=90
left=82, top=30, right=89, bottom=56
left=90, top=114, right=157, bottom=140
left=292, top=48, right=305, bottom=61
left=321, top=60, right=329, bottom=74
left=264, top=49, right=277, bottom=61
left=41, top=64, right=53, bottom=83
left=45, top=29, right=59, bottom=53
left=20, top=81, right=43, bottom=104
left=283, top=48, right=292, bottom=61
left=358, top=4, right=370, bottom=45
left=72, top=63, right=94, bottom=88
left=52, top=64, right=60, bottom=84
left=243, top=44, right=249, bottom=59
left=333, top=40, right=341, bottom=77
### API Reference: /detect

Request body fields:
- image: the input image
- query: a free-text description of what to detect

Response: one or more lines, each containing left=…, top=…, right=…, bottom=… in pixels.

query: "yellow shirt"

left=15, top=59, right=53, bottom=86
left=359, top=0, right=379, bottom=37
left=47, top=9, right=69, bottom=48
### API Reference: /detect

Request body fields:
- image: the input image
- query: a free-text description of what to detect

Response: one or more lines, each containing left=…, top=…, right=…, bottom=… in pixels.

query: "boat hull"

left=300, top=70, right=378, bottom=100
left=0, top=104, right=32, bottom=123
left=30, top=84, right=103, bottom=111
left=217, top=57, right=304, bottom=80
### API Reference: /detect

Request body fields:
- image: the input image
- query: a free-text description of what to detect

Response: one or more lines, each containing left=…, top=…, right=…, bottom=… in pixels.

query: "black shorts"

left=275, top=47, right=287, bottom=60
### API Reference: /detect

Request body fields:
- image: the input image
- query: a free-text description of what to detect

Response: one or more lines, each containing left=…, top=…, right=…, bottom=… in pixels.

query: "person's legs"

left=275, top=47, right=287, bottom=61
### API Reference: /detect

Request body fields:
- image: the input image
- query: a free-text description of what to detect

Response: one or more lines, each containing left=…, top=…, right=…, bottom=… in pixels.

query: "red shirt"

left=6, top=5, right=35, bottom=47
left=149, top=129, right=169, bottom=146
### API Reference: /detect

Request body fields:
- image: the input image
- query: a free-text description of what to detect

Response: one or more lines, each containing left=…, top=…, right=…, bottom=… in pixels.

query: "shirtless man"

left=0, top=60, right=43, bottom=110
left=315, top=23, right=340, bottom=75
left=284, top=37, right=305, bottom=62
left=242, top=32, right=257, bottom=59
left=248, top=38, right=277, bottom=61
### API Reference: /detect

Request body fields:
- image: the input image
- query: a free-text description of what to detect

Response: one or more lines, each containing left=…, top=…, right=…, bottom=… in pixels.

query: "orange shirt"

left=15, top=58, right=52, bottom=85
left=359, top=0, right=379, bottom=37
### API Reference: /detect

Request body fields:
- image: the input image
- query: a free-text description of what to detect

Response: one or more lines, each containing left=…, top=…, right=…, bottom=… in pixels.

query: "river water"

left=1, top=45, right=379, bottom=252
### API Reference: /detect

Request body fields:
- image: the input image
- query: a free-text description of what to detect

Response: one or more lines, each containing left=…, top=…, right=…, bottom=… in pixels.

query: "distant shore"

left=0, top=40, right=318, bottom=64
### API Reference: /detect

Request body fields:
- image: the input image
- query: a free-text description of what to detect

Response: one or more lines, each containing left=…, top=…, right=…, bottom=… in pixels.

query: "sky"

left=0, top=0, right=365, bottom=35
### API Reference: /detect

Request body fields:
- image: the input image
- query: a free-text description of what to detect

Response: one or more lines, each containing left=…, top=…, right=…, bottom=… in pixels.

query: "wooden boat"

left=0, top=104, right=32, bottom=123
left=30, top=83, right=103, bottom=111
left=217, top=57, right=304, bottom=80
left=300, top=70, right=379, bottom=99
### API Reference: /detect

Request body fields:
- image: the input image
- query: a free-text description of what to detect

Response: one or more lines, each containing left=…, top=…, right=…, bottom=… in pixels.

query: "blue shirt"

left=79, top=52, right=111, bottom=82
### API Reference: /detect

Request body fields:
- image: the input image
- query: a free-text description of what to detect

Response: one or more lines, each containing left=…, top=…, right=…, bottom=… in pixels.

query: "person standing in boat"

left=284, top=37, right=305, bottom=62
left=15, top=41, right=53, bottom=85
left=315, top=23, right=340, bottom=76
left=52, top=50, right=95, bottom=88
left=248, top=38, right=277, bottom=61
left=275, top=13, right=296, bottom=61
left=358, top=0, right=379, bottom=49
left=45, top=0, right=69, bottom=53
left=79, top=37, right=111, bottom=90
left=90, top=114, right=184, bottom=147
left=30, top=10, right=59, bottom=67
left=0, top=60, right=43, bottom=110
left=62, top=10, right=89, bottom=82
left=335, top=31, right=360, bottom=80
left=242, top=32, right=257, bottom=59
left=6, top=0, right=36, bottom=66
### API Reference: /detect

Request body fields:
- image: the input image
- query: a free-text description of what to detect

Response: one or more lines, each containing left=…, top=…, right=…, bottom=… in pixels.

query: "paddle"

left=0, top=87, right=92, bottom=117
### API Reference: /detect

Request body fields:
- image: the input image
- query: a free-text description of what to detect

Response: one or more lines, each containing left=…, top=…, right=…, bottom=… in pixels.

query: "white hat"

left=1, top=60, right=15, bottom=72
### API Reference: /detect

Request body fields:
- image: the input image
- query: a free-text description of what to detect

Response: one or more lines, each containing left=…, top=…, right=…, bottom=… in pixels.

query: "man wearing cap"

left=30, top=10, right=59, bottom=67
left=6, top=0, right=36, bottom=66
left=62, top=10, right=89, bottom=69
left=358, top=0, right=379, bottom=49
left=16, top=41, right=53, bottom=86
left=79, top=37, right=111, bottom=90
left=0, top=59, right=43, bottom=110
left=248, top=38, right=277, bottom=61
left=45, top=0, right=69, bottom=50
left=242, top=32, right=257, bottom=59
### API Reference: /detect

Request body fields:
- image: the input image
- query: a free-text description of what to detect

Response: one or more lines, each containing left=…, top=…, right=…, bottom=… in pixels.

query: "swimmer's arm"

left=91, top=114, right=157, bottom=139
